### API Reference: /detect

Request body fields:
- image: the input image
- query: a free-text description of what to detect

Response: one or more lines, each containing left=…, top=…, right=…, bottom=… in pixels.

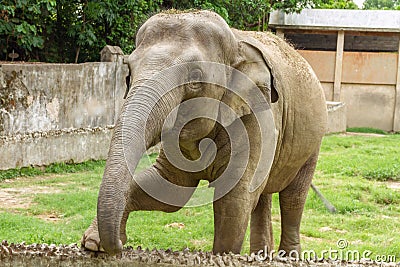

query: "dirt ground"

left=0, top=175, right=63, bottom=222
left=1, top=240, right=398, bottom=267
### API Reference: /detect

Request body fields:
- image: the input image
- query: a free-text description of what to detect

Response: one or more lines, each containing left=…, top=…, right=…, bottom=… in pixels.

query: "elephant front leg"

left=250, top=193, right=274, bottom=254
left=81, top=217, right=103, bottom=251
left=81, top=211, right=130, bottom=252
left=278, top=153, right=318, bottom=254
left=212, top=188, right=252, bottom=254
left=82, top=166, right=199, bottom=252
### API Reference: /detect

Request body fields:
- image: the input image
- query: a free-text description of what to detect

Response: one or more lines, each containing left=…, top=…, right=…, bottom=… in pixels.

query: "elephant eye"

left=257, top=81, right=270, bottom=91
left=187, top=69, right=203, bottom=90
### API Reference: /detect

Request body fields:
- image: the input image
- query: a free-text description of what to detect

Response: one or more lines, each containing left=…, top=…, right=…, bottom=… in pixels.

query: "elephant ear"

left=233, top=40, right=279, bottom=104
left=221, top=37, right=279, bottom=126
left=235, top=40, right=279, bottom=102
left=221, top=30, right=281, bottom=193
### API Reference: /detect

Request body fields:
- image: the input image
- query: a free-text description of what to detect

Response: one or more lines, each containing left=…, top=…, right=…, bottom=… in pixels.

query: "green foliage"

left=362, top=0, right=400, bottom=9
left=313, top=0, right=359, bottom=9
left=2, top=0, right=340, bottom=62
left=164, top=0, right=315, bottom=31
left=0, top=0, right=56, bottom=60
left=0, top=0, right=162, bottom=62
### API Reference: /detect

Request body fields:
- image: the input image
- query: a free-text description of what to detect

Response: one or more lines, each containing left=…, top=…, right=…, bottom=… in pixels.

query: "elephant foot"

left=81, top=218, right=105, bottom=252
left=81, top=217, right=128, bottom=252
left=278, top=242, right=301, bottom=257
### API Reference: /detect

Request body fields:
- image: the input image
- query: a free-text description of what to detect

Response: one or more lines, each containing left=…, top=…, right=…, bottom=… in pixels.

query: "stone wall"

left=0, top=62, right=126, bottom=135
left=0, top=127, right=114, bottom=169
left=0, top=49, right=128, bottom=170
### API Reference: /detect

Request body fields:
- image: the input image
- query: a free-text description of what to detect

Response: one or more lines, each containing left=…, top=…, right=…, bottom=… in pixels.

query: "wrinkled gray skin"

left=81, top=11, right=327, bottom=256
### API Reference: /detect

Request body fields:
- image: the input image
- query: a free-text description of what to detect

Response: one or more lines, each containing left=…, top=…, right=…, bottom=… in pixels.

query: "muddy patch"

left=0, top=241, right=394, bottom=267
left=0, top=186, right=61, bottom=209
left=0, top=176, right=63, bottom=221
left=36, top=213, right=62, bottom=223
left=387, top=181, right=400, bottom=190
left=0, top=189, right=32, bottom=210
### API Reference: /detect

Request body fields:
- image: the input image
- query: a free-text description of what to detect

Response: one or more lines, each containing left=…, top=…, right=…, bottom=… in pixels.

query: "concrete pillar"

left=333, top=30, right=344, bottom=102
left=100, top=45, right=124, bottom=62
left=394, top=38, right=400, bottom=132
left=276, top=29, right=285, bottom=39
left=326, top=101, right=347, bottom=133
left=0, top=65, right=6, bottom=88
left=99, top=45, right=128, bottom=124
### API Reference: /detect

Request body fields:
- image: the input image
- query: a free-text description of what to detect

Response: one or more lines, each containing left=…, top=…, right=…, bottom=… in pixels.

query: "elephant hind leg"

left=278, top=152, right=319, bottom=254
left=250, top=193, right=274, bottom=255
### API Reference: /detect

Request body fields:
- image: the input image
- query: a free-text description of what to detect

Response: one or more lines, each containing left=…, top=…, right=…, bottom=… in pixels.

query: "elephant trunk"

left=97, top=79, right=182, bottom=255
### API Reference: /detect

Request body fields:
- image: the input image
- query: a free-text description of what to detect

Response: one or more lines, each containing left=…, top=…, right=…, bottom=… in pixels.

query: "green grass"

left=318, top=134, right=400, bottom=181
left=0, top=153, right=159, bottom=182
left=0, top=136, right=399, bottom=261
left=346, top=127, right=390, bottom=135
left=0, top=160, right=106, bottom=181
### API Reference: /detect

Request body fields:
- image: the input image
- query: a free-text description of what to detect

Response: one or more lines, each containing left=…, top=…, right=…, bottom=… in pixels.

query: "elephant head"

left=97, top=10, right=279, bottom=255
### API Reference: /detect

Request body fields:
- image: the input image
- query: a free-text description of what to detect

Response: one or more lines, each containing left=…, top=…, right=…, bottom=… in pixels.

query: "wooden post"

left=333, top=30, right=345, bottom=102
left=394, top=37, right=400, bottom=132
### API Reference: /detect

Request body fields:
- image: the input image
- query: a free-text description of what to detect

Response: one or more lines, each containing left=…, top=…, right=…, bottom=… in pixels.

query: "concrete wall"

left=0, top=127, right=113, bottom=169
left=0, top=63, right=127, bottom=135
left=298, top=50, right=400, bottom=132
left=0, top=59, right=128, bottom=170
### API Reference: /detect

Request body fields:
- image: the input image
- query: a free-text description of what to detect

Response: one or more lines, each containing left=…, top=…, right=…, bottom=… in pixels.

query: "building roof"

left=269, top=9, right=400, bottom=32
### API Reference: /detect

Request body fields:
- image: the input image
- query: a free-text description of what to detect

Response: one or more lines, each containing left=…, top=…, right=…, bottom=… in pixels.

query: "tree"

left=1, top=0, right=365, bottom=63
left=313, top=0, right=359, bottom=9
left=0, top=0, right=57, bottom=61
left=50, top=0, right=163, bottom=62
left=362, top=0, right=400, bottom=9
left=1, top=0, right=162, bottom=62
left=163, top=0, right=317, bottom=31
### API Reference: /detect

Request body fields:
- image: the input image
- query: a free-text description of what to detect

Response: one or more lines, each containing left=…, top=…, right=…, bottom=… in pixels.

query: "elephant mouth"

left=177, top=118, right=216, bottom=142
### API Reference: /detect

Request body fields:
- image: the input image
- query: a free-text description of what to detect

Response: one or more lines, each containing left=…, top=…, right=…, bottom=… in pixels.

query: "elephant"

left=81, top=10, right=327, bottom=256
